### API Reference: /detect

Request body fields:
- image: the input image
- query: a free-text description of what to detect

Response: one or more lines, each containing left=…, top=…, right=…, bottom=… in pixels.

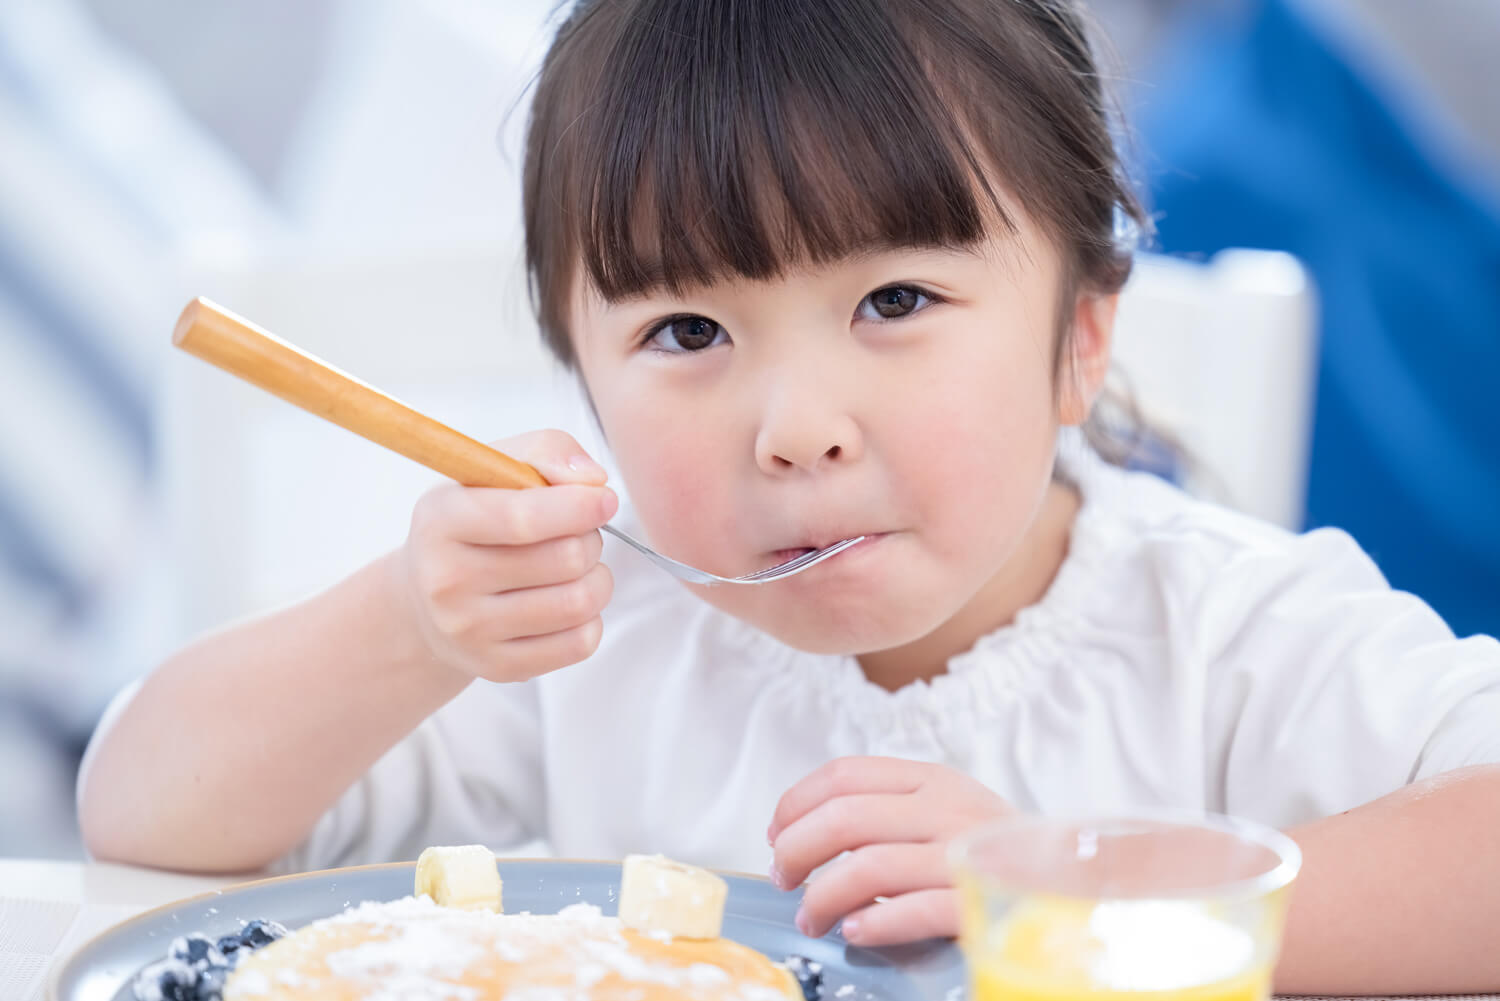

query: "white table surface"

left=0, top=858, right=258, bottom=1001
left=4, top=858, right=1497, bottom=1001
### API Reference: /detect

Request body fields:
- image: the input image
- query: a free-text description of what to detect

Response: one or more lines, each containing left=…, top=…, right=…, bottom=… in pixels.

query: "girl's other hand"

left=394, top=429, right=618, bottom=685
left=767, top=757, right=1009, bottom=946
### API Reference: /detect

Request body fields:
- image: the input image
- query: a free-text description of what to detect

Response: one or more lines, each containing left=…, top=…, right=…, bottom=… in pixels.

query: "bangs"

left=525, top=0, right=1140, bottom=360
left=532, top=0, right=1011, bottom=308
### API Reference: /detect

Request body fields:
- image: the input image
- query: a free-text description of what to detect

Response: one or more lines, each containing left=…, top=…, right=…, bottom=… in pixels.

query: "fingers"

left=470, top=614, right=606, bottom=678
left=767, top=759, right=1011, bottom=948
left=794, top=843, right=950, bottom=938
left=424, top=563, right=614, bottom=682
left=417, top=482, right=617, bottom=548
left=427, top=561, right=613, bottom=647
left=434, top=530, right=605, bottom=593
left=838, top=889, right=961, bottom=947
left=471, top=562, right=615, bottom=640
left=412, top=428, right=615, bottom=547
left=772, top=793, right=937, bottom=890
left=397, top=430, right=621, bottom=683
left=769, top=757, right=929, bottom=843
left=492, top=429, right=609, bottom=486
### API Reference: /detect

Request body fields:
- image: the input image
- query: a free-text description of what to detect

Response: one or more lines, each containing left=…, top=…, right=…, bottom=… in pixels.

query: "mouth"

left=763, top=533, right=885, bottom=570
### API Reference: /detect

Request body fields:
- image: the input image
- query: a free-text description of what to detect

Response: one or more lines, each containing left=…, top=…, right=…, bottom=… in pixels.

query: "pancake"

left=222, top=896, right=802, bottom=1001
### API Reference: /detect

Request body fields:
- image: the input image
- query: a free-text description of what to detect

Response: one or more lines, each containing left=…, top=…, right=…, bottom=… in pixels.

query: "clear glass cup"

left=949, top=811, right=1301, bottom=1001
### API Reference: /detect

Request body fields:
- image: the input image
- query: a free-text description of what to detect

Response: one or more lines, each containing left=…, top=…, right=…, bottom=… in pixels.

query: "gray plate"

left=50, top=859, right=965, bottom=1001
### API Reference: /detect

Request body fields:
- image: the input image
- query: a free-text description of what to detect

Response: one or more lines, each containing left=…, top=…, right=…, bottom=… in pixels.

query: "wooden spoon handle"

left=172, top=297, right=548, bottom=490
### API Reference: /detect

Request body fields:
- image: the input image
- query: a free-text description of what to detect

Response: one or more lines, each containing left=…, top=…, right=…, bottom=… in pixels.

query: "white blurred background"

left=1, top=0, right=577, bottom=858
left=2, top=0, right=1497, bottom=859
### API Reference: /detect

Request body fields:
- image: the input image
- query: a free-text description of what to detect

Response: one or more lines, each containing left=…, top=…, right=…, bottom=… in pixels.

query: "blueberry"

left=237, top=918, right=288, bottom=949
left=134, top=919, right=288, bottom=1001
left=785, top=954, right=824, bottom=1001
left=130, top=958, right=197, bottom=1001
left=168, top=933, right=226, bottom=971
left=196, top=965, right=230, bottom=1000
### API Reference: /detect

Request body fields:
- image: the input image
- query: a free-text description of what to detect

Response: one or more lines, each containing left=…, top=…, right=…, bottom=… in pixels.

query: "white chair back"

left=1111, top=249, right=1319, bottom=529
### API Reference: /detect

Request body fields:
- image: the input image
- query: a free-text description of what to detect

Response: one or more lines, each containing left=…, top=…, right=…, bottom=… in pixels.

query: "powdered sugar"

left=230, top=896, right=786, bottom=1001
left=230, top=968, right=270, bottom=995
left=325, top=919, right=482, bottom=980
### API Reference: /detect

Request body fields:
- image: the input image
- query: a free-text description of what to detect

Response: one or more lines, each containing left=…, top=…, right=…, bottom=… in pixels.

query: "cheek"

left=895, top=344, right=1060, bottom=546
left=599, top=403, right=739, bottom=557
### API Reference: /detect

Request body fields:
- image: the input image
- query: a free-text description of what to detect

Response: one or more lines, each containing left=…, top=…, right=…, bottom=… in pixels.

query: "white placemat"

left=1, top=897, right=139, bottom=1001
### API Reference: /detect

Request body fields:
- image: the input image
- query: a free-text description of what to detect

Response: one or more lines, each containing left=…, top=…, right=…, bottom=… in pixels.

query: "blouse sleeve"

left=1189, top=524, right=1500, bottom=827
left=273, top=677, right=547, bottom=872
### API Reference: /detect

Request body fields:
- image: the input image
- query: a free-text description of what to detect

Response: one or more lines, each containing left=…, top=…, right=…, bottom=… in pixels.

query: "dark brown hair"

left=522, top=0, right=1147, bottom=378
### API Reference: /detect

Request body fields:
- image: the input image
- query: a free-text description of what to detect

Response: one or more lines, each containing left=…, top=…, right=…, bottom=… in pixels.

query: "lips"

left=766, top=532, right=885, bottom=564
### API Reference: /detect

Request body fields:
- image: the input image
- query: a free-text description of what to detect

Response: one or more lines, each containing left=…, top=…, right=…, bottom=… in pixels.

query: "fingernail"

left=766, top=824, right=776, bottom=846
left=769, top=865, right=787, bottom=890
left=794, top=907, right=811, bottom=936
left=567, top=455, right=604, bottom=476
left=840, top=916, right=861, bottom=941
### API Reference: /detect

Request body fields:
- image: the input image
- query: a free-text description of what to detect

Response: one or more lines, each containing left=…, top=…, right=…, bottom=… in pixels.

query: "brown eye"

left=648, top=315, right=727, bottom=352
left=860, top=285, right=931, bottom=320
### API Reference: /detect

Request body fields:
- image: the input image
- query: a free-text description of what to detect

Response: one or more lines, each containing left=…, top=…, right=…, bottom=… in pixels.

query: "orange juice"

left=966, top=897, right=1271, bottom=1001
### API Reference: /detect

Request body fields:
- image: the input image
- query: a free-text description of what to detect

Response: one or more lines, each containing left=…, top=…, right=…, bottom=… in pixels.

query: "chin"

left=737, top=590, right=957, bottom=657
left=689, top=536, right=979, bottom=654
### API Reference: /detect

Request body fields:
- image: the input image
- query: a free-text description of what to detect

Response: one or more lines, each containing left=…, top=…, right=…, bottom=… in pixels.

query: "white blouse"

left=86, top=437, right=1500, bottom=876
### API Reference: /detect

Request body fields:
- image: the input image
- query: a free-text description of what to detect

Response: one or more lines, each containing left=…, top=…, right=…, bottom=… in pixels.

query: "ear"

left=1058, top=290, right=1118, bottom=427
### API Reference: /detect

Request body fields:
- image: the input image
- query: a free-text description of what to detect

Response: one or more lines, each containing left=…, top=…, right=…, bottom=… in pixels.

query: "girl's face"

left=570, top=206, right=1114, bottom=657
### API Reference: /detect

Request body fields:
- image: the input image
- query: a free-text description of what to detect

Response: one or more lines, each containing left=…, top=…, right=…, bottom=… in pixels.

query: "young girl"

left=79, top=0, right=1500, bottom=994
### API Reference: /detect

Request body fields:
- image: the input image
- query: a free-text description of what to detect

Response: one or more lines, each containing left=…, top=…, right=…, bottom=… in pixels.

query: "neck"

left=856, top=479, right=1080, bottom=693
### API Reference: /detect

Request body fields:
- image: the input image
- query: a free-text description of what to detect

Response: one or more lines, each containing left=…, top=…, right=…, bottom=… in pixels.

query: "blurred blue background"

left=1095, top=0, right=1500, bottom=642
left=1, top=0, right=1497, bottom=859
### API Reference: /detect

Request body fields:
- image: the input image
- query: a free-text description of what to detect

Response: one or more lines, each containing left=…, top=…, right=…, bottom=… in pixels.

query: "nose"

left=753, top=380, right=865, bottom=475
